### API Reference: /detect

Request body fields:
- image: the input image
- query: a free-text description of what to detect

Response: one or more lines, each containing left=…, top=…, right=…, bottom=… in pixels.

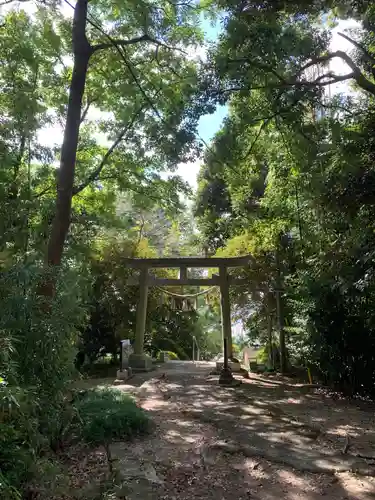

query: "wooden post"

left=275, top=247, right=286, bottom=374
left=276, top=290, right=286, bottom=374
left=119, top=340, right=123, bottom=372
left=134, top=267, right=149, bottom=356
left=223, top=338, right=229, bottom=371
left=267, top=297, right=273, bottom=370
left=179, top=265, right=187, bottom=280
left=219, top=265, right=233, bottom=359
left=179, top=266, right=186, bottom=309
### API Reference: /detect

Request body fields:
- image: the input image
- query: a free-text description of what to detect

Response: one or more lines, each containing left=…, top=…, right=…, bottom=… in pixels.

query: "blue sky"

left=197, top=15, right=228, bottom=142
left=176, top=103, right=227, bottom=190
left=176, top=16, right=228, bottom=189
left=197, top=105, right=227, bottom=143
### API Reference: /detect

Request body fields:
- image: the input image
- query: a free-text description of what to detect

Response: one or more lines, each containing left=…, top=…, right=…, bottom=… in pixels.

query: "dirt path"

left=104, top=361, right=375, bottom=499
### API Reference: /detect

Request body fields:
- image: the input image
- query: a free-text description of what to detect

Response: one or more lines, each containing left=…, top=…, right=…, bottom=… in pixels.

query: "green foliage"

left=0, top=472, right=21, bottom=500
left=0, top=417, right=35, bottom=491
left=149, top=307, right=198, bottom=360
left=3, top=0, right=375, bottom=498
left=0, top=0, right=206, bottom=497
left=75, top=388, right=149, bottom=445
left=256, top=344, right=279, bottom=367
left=157, top=350, right=179, bottom=361
left=194, top=0, right=375, bottom=395
left=256, top=346, right=268, bottom=365
left=0, top=264, right=88, bottom=494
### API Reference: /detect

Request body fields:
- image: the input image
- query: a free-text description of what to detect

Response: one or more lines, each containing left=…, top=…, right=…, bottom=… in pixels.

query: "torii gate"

left=124, top=255, right=254, bottom=384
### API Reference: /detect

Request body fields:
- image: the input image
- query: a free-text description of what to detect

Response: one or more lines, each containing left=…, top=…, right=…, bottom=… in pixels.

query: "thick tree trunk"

left=46, top=0, right=91, bottom=268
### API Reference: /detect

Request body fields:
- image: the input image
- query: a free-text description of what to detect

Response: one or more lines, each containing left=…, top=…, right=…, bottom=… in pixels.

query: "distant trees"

left=195, top=1, right=375, bottom=394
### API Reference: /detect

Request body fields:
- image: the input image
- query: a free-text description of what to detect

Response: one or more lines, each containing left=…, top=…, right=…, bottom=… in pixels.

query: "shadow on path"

left=107, top=361, right=375, bottom=499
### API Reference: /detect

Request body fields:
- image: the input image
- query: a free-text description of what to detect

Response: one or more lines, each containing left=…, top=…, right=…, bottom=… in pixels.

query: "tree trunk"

left=275, top=290, right=286, bottom=373
left=267, top=295, right=273, bottom=369
left=46, top=0, right=91, bottom=268
left=275, top=248, right=287, bottom=373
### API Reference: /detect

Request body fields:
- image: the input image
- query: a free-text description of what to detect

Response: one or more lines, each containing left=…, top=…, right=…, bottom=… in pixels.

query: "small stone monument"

left=116, top=339, right=133, bottom=381
left=243, top=346, right=260, bottom=371
left=158, top=351, right=170, bottom=363
left=216, top=357, right=242, bottom=373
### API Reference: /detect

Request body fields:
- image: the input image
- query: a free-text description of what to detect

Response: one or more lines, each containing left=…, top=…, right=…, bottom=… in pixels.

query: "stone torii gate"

left=124, top=255, right=253, bottom=383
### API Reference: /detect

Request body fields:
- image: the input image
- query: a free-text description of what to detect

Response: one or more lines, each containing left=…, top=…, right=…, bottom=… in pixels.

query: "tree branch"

left=308, top=72, right=355, bottom=86
left=98, top=176, right=164, bottom=203
left=116, top=48, right=164, bottom=120
left=238, top=86, right=314, bottom=163
left=0, top=0, right=27, bottom=5
left=77, top=7, right=188, bottom=133
left=223, top=50, right=373, bottom=94
left=241, top=120, right=269, bottom=162
left=80, top=96, right=97, bottom=123
left=218, top=71, right=355, bottom=94
left=91, top=34, right=151, bottom=52
left=145, top=36, right=188, bottom=54
left=154, top=44, right=183, bottom=79
left=338, top=32, right=375, bottom=66
left=34, top=185, right=54, bottom=199
left=82, top=19, right=167, bottom=121
left=295, top=53, right=333, bottom=76
left=91, top=33, right=187, bottom=54
left=227, top=58, right=287, bottom=83
left=333, top=50, right=375, bottom=96
left=73, top=105, right=145, bottom=195
left=311, top=98, right=364, bottom=118
left=295, top=50, right=375, bottom=96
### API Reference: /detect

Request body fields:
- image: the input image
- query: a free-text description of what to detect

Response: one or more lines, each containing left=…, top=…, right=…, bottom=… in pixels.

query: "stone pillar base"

left=219, top=368, right=242, bottom=386
left=128, top=353, right=153, bottom=372
left=114, top=369, right=130, bottom=384
left=216, top=359, right=242, bottom=373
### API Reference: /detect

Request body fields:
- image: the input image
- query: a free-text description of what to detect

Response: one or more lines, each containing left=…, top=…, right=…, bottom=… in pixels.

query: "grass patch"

left=75, top=388, right=150, bottom=445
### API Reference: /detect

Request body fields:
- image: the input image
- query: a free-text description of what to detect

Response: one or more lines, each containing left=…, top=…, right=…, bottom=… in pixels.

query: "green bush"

left=0, top=386, right=44, bottom=497
left=0, top=422, right=33, bottom=491
left=75, top=388, right=150, bottom=444
left=0, top=265, right=88, bottom=497
left=256, top=346, right=267, bottom=364
left=157, top=350, right=179, bottom=361
left=257, top=343, right=280, bottom=368
left=0, top=471, right=21, bottom=500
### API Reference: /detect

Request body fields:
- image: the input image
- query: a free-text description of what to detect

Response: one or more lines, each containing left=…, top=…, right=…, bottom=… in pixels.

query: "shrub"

left=75, top=388, right=149, bottom=444
left=157, top=350, right=179, bottom=361
left=0, top=265, right=88, bottom=496
left=256, top=346, right=267, bottom=364
left=257, top=343, right=280, bottom=368
left=0, top=422, right=33, bottom=492
left=0, top=386, right=43, bottom=496
left=0, top=471, right=21, bottom=500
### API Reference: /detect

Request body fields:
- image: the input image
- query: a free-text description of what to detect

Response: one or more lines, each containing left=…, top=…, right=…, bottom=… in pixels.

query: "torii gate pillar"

left=219, top=265, right=233, bottom=359
left=128, top=268, right=153, bottom=372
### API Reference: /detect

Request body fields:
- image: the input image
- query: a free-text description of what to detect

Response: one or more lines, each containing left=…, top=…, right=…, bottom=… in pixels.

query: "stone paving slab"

left=135, top=364, right=375, bottom=477
left=109, top=442, right=165, bottom=499
left=106, top=361, right=375, bottom=500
